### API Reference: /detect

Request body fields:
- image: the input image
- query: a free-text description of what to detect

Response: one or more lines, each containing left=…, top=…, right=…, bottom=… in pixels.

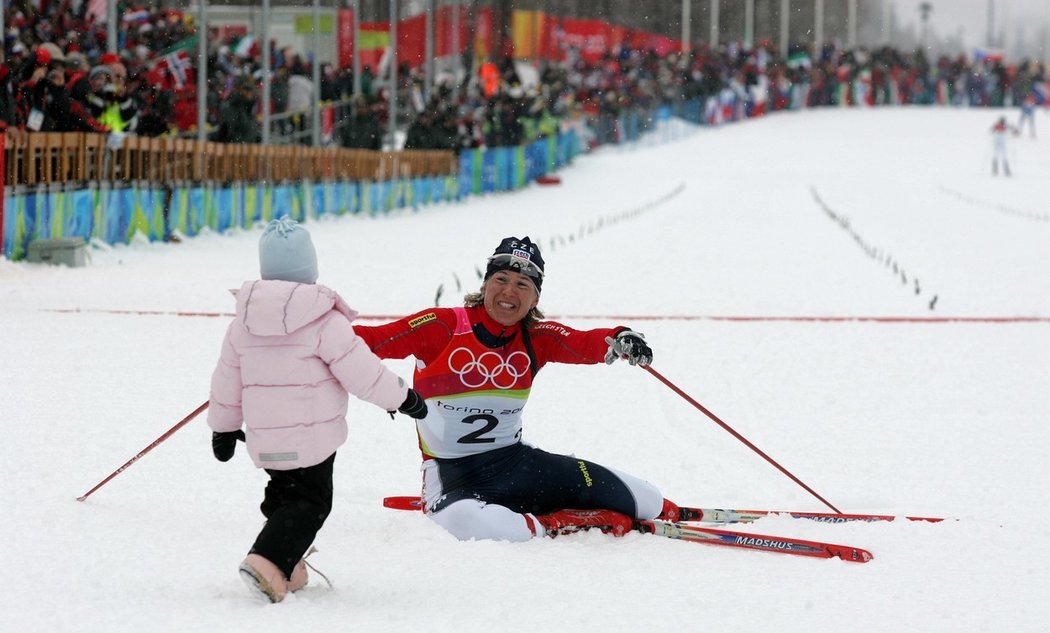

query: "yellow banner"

left=511, top=10, right=544, bottom=59
left=294, top=14, right=335, bottom=34
left=359, top=29, right=390, bottom=50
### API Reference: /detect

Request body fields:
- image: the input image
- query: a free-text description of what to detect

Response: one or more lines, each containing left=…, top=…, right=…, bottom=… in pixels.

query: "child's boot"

left=287, top=559, right=309, bottom=593
left=239, top=553, right=289, bottom=603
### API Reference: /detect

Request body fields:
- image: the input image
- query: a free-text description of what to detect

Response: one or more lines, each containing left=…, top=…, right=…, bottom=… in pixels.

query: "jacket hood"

left=233, top=280, right=358, bottom=336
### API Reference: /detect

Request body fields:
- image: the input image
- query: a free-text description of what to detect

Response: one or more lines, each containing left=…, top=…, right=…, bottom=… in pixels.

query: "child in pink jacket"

left=207, top=217, right=427, bottom=603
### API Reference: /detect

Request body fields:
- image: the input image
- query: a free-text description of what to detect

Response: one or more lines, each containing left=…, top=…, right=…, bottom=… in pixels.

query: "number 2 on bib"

left=457, top=414, right=498, bottom=443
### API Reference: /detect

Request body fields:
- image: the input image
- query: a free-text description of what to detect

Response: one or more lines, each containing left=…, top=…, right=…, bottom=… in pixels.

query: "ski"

left=380, top=497, right=871, bottom=562
left=636, top=520, right=874, bottom=563
left=675, top=506, right=944, bottom=524
left=382, top=495, right=942, bottom=524
left=384, top=495, right=424, bottom=511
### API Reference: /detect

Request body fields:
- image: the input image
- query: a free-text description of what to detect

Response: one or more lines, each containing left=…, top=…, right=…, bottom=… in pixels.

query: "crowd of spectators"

left=0, top=2, right=191, bottom=140
left=2, top=2, right=1047, bottom=154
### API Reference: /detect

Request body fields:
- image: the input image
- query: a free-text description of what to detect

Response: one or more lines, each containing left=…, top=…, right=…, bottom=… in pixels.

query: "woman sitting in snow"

left=353, top=236, right=686, bottom=542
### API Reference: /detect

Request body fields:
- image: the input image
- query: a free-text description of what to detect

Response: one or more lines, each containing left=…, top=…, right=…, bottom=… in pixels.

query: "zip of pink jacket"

left=207, top=280, right=408, bottom=470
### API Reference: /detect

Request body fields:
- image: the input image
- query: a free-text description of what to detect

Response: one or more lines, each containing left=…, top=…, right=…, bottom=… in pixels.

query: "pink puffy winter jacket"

left=207, top=280, right=408, bottom=470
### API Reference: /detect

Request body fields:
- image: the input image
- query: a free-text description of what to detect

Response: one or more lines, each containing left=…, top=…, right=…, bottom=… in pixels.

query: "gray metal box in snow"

left=26, top=238, right=88, bottom=267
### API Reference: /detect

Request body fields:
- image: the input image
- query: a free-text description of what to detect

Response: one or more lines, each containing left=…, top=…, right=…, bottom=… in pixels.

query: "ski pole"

left=76, top=400, right=210, bottom=502
left=643, top=366, right=842, bottom=513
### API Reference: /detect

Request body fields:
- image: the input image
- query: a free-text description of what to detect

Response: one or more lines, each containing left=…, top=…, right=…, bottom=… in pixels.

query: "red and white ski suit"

left=355, top=304, right=665, bottom=541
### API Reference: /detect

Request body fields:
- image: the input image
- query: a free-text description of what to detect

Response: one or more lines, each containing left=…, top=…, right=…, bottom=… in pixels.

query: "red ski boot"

left=535, top=509, right=634, bottom=537
left=656, top=498, right=681, bottom=522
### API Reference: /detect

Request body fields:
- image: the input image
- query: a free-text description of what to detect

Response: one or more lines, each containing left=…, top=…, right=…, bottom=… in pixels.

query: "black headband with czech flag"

left=484, top=236, right=545, bottom=293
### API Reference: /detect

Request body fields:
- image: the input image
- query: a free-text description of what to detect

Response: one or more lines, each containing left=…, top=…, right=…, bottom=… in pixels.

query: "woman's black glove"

left=397, top=388, right=428, bottom=420
left=604, top=330, right=653, bottom=366
left=212, top=430, right=246, bottom=462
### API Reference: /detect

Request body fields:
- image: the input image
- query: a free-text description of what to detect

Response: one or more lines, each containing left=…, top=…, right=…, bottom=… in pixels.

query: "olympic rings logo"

left=447, top=347, right=531, bottom=389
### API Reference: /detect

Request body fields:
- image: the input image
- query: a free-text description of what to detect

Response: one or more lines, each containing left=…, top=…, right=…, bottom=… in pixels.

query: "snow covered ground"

left=3, top=107, right=1049, bottom=632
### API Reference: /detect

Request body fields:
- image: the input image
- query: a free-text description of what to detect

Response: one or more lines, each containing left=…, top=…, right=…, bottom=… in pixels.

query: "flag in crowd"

left=159, top=51, right=193, bottom=89
left=234, top=36, right=256, bottom=59
left=972, top=47, right=1006, bottom=63
left=151, top=36, right=198, bottom=91
left=122, top=10, right=151, bottom=24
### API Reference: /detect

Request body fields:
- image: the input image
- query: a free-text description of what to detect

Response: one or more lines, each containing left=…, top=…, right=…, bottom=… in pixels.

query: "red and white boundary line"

left=42, top=308, right=1050, bottom=324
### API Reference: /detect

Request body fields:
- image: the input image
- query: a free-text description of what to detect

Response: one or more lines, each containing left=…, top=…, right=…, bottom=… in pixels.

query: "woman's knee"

left=608, top=467, right=664, bottom=519
left=429, top=500, right=535, bottom=542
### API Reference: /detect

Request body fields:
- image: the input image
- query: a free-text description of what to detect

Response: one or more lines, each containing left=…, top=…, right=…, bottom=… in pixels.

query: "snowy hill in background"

left=2, top=107, right=1049, bottom=632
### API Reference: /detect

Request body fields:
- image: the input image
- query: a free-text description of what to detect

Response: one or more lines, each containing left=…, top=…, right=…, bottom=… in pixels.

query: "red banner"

left=511, top=14, right=683, bottom=64
left=338, top=8, right=354, bottom=68
left=335, top=7, right=494, bottom=72
left=212, top=25, right=248, bottom=42
left=474, top=9, right=493, bottom=59
left=398, top=13, right=426, bottom=66
left=554, top=18, right=614, bottom=63
left=623, top=29, right=681, bottom=57
left=435, top=4, right=471, bottom=58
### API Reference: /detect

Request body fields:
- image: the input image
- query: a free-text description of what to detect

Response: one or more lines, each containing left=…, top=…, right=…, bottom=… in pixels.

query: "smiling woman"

left=470, top=236, right=546, bottom=327
left=352, top=234, right=666, bottom=542
left=479, top=267, right=540, bottom=326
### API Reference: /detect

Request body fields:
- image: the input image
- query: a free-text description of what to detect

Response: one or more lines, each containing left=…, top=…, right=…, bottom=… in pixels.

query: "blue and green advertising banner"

left=2, top=130, right=579, bottom=261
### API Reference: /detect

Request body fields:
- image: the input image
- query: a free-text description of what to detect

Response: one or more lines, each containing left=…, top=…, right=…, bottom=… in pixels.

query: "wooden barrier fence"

left=2, top=132, right=457, bottom=187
